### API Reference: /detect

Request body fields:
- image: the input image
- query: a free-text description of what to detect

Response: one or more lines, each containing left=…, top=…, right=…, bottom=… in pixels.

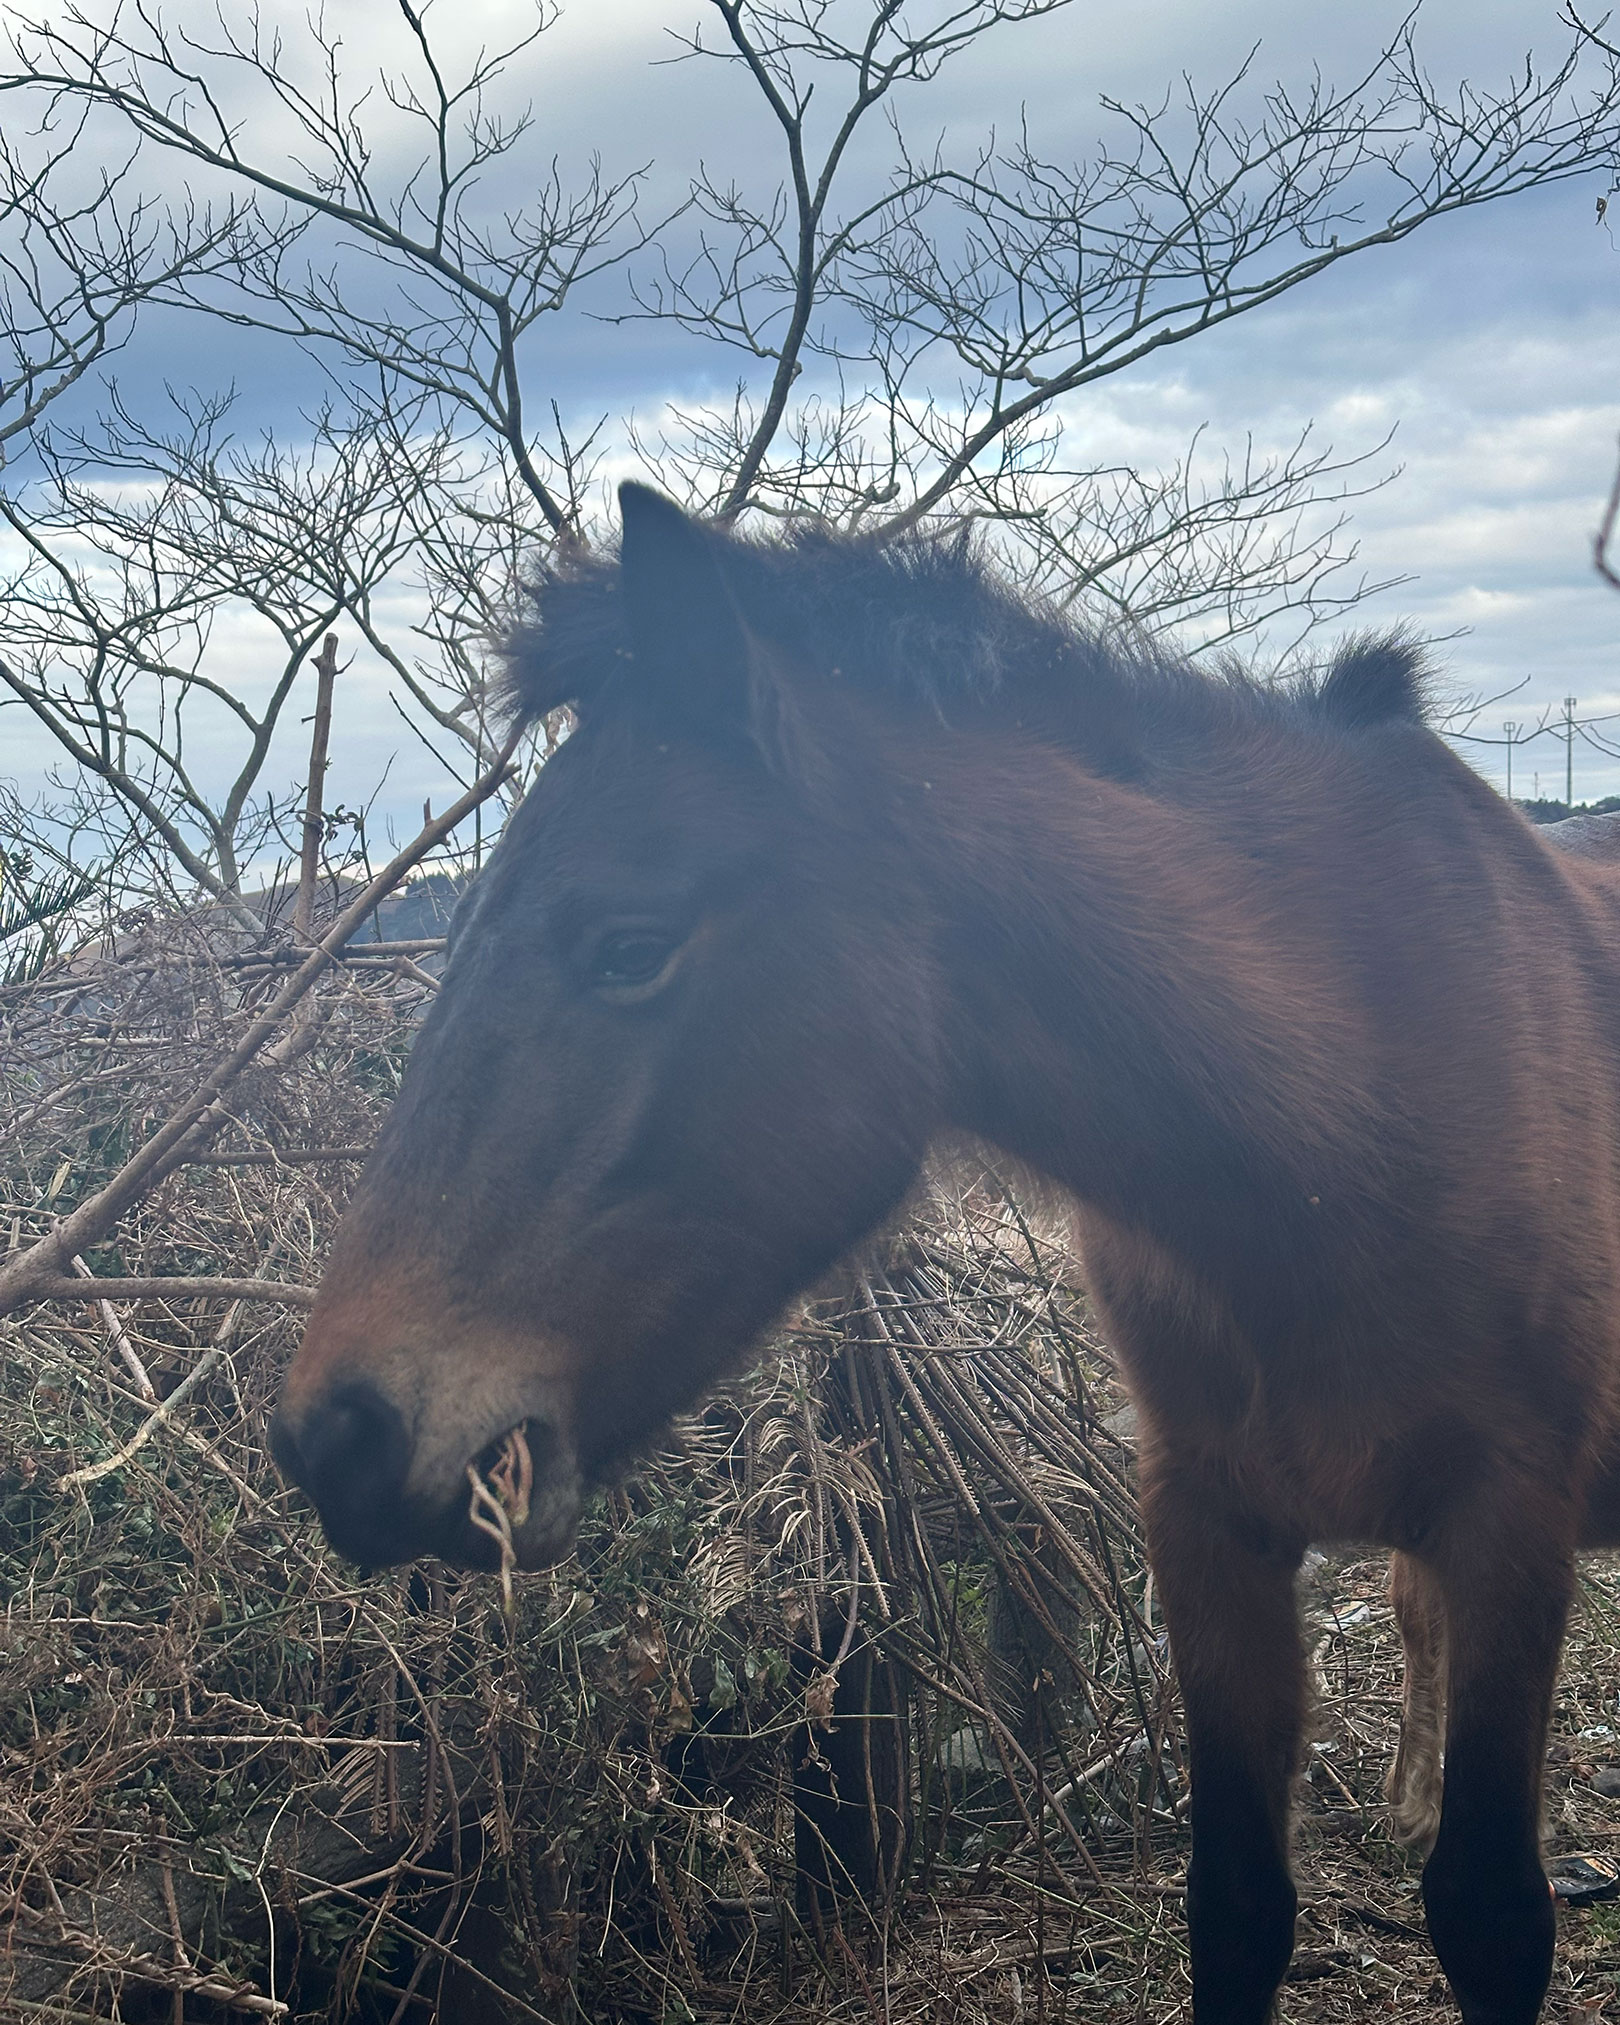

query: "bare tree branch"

left=32, top=1273, right=316, bottom=1305
left=0, top=728, right=518, bottom=1316
left=0, top=393, right=464, bottom=904
left=0, top=96, right=251, bottom=459
left=5, top=0, right=648, bottom=533
left=633, top=0, right=1619, bottom=589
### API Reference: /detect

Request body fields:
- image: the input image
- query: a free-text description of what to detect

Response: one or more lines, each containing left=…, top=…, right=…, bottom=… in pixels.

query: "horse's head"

left=272, top=487, right=949, bottom=1568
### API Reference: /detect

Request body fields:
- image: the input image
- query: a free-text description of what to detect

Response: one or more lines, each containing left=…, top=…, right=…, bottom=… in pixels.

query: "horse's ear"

left=617, top=483, right=751, bottom=721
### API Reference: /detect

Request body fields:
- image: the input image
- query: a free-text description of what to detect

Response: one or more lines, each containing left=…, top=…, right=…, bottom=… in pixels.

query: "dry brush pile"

left=3, top=876, right=1619, bottom=2025
left=0, top=865, right=1183, bottom=2025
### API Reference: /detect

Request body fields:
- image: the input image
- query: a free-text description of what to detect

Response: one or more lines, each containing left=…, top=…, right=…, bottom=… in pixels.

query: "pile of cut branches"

left=9, top=865, right=1617, bottom=2025
left=0, top=873, right=1187, bottom=2024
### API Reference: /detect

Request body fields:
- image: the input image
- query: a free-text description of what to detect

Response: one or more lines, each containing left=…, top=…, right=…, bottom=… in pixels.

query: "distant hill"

left=371, top=872, right=464, bottom=939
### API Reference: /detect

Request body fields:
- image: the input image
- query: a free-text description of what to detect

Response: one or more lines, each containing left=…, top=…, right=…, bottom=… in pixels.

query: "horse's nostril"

left=279, top=1380, right=414, bottom=1565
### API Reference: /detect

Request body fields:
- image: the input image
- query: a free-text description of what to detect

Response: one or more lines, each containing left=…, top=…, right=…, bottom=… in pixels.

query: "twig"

left=0, top=1971, right=287, bottom=2018
left=27, top=1276, right=318, bottom=1306
left=389, top=955, right=441, bottom=992
left=218, top=941, right=447, bottom=967
left=0, top=730, right=520, bottom=1317
left=160, top=1853, right=190, bottom=2025
left=60, top=1293, right=247, bottom=1490
left=70, top=1252, right=156, bottom=1398
left=292, top=633, right=340, bottom=945
left=467, top=1425, right=533, bottom=1620
left=185, top=1148, right=372, bottom=1167
left=1596, top=434, right=1620, bottom=591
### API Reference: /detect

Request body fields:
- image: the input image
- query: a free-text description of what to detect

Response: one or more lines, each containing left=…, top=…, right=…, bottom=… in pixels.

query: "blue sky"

left=3, top=0, right=1617, bottom=848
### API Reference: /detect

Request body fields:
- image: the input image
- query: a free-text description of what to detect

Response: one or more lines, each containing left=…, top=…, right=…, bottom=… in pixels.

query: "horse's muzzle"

left=270, top=1379, right=427, bottom=1566
left=271, top=1378, right=586, bottom=1572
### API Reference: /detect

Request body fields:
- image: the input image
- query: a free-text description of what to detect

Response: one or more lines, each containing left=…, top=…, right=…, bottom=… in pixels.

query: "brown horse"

left=274, top=484, right=1620, bottom=2025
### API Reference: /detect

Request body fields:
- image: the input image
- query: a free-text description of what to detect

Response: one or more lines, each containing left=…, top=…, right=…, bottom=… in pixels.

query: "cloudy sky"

left=540, top=0, right=1620, bottom=797
left=3, top=0, right=1618, bottom=842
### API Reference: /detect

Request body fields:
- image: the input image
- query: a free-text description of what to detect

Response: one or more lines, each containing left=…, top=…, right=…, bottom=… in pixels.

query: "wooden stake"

left=293, top=634, right=339, bottom=945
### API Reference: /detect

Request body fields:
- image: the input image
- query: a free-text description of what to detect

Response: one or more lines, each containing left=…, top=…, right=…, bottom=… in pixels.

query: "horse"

left=273, top=483, right=1620, bottom=2025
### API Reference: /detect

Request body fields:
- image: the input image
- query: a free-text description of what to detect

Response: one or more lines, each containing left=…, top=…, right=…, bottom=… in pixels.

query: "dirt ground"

left=709, top=1550, right=1620, bottom=2025
left=1269, top=1550, right=1620, bottom=2025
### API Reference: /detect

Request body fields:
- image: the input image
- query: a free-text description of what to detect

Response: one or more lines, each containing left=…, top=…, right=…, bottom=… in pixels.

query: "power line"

left=1445, top=697, right=1620, bottom=807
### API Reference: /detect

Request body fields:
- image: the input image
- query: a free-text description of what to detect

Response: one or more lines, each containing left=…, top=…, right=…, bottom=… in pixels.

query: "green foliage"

left=0, top=847, right=101, bottom=985
left=1516, top=795, right=1620, bottom=825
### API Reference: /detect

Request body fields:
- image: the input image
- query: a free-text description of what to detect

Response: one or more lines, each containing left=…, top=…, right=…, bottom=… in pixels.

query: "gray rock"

left=1542, top=811, right=1620, bottom=863
left=938, top=1727, right=996, bottom=1779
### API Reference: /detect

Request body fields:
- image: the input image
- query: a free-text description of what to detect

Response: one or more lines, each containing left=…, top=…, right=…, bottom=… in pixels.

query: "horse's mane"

left=504, top=517, right=1431, bottom=756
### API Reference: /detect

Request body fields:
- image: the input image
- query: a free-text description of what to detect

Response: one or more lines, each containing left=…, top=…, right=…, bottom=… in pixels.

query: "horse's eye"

left=589, top=931, right=677, bottom=990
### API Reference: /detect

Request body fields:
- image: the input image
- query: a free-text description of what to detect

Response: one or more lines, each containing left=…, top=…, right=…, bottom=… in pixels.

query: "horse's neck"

left=929, top=736, right=1379, bottom=1263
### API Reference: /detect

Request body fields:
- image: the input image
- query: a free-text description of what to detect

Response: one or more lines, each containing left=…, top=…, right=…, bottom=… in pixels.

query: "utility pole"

left=1565, top=696, right=1578, bottom=813
left=1503, top=720, right=1520, bottom=801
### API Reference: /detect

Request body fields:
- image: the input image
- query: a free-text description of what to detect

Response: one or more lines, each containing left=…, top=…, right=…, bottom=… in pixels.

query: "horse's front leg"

left=1420, top=1502, right=1572, bottom=2025
left=1141, top=1452, right=1306, bottom=2025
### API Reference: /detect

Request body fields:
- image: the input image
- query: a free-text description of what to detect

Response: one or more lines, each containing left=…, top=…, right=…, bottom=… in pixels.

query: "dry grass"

left=2, top=905, right=1618, bottom=2023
